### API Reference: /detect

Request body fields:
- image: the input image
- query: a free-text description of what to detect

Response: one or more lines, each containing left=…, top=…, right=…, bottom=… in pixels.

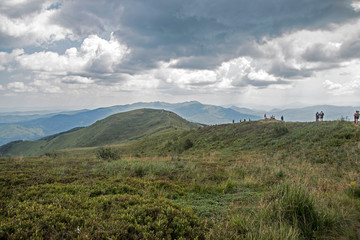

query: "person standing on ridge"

left=354, top=111, right=359, bottom=125
left=316, top=112, right=319, bottom=122
left=281, top=115, right=284, bottom=121
left=264, top=114, right=267, bottom=119
left=320, top=111, right=324, bottom=121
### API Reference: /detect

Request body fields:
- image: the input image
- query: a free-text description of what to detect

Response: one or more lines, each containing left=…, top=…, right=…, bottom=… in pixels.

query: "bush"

left=270, top=184, right=333, bottom=239
left=183, top=138, right=194, bottom=150
left=96, top=147, right=120, bottom=161
left=273, top=125, right=289, bottom=137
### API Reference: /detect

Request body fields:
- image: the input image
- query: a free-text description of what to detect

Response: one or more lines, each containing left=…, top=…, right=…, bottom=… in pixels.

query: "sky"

left=1, top=0, right=360, bottom=111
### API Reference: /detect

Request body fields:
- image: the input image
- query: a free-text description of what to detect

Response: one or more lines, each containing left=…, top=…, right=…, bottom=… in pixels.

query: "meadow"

left=1, top=120, right=359, bottom=239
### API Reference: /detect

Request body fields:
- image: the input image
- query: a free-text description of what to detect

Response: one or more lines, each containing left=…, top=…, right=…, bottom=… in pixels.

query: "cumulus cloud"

left=144, top=57, right=286, bottom=91
left=15, top=33, right=129, bottom=74
left=0, top=0, right=73, bottom=47
left=2, top=0, right=360, bottom=108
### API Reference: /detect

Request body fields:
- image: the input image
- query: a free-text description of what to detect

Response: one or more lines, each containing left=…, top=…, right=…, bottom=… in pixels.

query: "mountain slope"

left=0, top=109, right=201, bottom=156
left=0, top=101, right=258, bottom=145
left=106, top=119, right=360, bottom=165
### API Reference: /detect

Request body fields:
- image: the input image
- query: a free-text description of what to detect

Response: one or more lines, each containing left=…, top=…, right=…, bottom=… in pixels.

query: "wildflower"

left=350, top=181, right=356, bottom=187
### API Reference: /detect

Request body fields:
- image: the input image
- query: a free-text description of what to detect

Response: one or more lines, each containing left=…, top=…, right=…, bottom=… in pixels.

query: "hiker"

left=232, top=120, right=234, bottom=124
left=315, top=112, right=319, bottom=122
left=281, top=115, right=284, bottom=121
left=270, top=115, right=275, bottom=120
left=264, top=114, right=267, bottom=119
left=354, top=111, right=360, bottom=125
left=320, top=111, right=324, bottom=121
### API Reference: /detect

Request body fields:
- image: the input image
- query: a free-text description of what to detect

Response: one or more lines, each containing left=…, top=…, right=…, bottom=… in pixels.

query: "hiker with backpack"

left=319, top=111, right=324, bottom=121
left=315, top=112, right=319, bottom=122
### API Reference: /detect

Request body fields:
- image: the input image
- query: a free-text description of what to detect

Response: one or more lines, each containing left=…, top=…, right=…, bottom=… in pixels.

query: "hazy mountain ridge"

left=0, top=109, right=201, bottom=156
left=1, top=101, right=359, bottom=146
left=0, top=101, right=258, bottom=146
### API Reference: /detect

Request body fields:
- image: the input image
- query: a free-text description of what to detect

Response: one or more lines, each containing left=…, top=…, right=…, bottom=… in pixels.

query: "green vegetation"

left=0, top=109, right=201, bottom=157
left=1, top=117, right=360, bottom=239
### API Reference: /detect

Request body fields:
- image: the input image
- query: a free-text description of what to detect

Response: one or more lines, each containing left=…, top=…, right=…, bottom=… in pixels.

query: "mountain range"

left=0, top=101, right=359, bottom=146
left=0, top=109, right=201, bottom=156
left=0, top=101, right=257, bottom=146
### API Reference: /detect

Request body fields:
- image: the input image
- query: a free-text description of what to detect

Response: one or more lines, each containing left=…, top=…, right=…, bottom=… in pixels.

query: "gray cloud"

left=0, top=0, right=45, bottom=18
left=47, top=0, right=360, bottom=72
left=340, top=37, right=360, bottom=59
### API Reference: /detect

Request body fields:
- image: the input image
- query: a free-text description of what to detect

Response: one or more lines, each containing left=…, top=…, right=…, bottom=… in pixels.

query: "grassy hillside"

left=0, top=109, right=201, bottom=157
left=0, top=101, right=258, bottom=146
left=1, top=119, right=359, bottom=239
left=89, top=119, right=359, bottom=163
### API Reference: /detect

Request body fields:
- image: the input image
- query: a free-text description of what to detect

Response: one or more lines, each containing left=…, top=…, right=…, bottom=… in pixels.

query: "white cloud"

left=323, top=79, right=360, bottom=95
left=352, top=1, right=360, bottom=12
left=31, top=79, right=62, bottom=93
left=248, top=70, right=277, bottom=82
left=0, top=49, right=24, bottom=71
left=17, top=33, right=129, bottom=74
left=0, top=1, right=73, bottom=46
left=250, top=18, right=360, bottom=79
left=7, top=81, right=36, bottom=93
left=62, top=76, right=94, bottom=84
left=140, top=57, right=285, bottom=91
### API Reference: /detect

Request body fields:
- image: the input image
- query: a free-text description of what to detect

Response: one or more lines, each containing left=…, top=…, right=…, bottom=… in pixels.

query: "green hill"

left=1, top=117, right=360, bottom=239
left=106, top=119, right=360, bottom=163
left=0, top=109, right=201, bottom=157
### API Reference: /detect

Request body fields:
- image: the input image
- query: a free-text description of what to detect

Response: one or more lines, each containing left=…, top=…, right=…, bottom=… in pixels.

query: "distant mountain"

left=0, top=109, right=201, bottom=157
left=231, top=105, right=360, bottom=122
left=0, top=101, right=259, bottom=145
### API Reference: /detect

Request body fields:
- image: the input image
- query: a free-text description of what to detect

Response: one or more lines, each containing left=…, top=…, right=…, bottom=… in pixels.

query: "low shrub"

left=96, top=147, right=121, bottom=161
left=269, top=184, right=334, bottom=239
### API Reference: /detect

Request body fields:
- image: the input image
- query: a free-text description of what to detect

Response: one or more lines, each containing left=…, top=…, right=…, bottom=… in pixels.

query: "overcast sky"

left=1, top=0, right=360, bottom=111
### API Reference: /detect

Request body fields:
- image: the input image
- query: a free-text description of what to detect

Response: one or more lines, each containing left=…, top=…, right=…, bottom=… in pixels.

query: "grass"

left=1, top=120, right=360, bottom=239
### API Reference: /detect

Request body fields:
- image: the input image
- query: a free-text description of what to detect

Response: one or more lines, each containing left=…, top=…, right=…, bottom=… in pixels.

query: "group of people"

left=233, top=118, right=251, bottom=123
left=315, top=111, right=325, bottom=122
left=231, top=110, right=359, bottom=124
left=263, top=114, right=284, bottom=121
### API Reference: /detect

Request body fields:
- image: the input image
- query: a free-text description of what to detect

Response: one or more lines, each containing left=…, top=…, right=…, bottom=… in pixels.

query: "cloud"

left=143, top=57, right=287, bottom=91
left=0, top=0, right=73, bottom=47
left=323, top=79, right=360, bottom=95
left=32, top=0, right=357, bottom=72
left=62, top=76, right=94, bottom=84
left=15, top=33, right=129, bottom=74
left=31, top=79, right=62, bottom=93
left=352, top=1, right=360, bottom=12
left=0, top=49, right=24, bottom=70
left=7, top=81, right=36, bottom=93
